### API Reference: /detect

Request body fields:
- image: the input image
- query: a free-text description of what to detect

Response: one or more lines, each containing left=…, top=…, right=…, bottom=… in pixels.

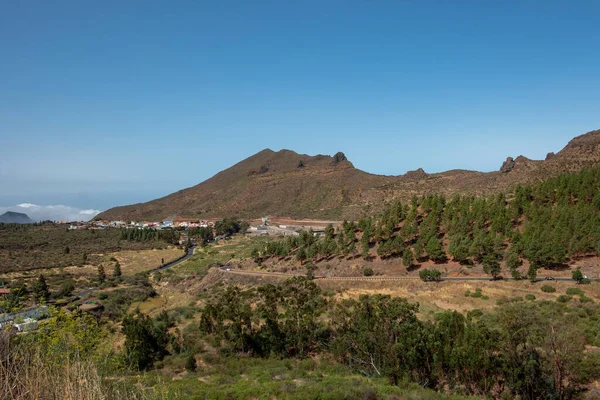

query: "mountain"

left=0, top=211, right=34, bottom=224
left=96, top=129, right=600, bottom=221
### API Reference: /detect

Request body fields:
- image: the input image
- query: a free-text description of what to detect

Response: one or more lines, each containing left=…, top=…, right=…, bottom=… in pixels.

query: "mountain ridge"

left=96, top=129, right=600, bottom=221
left=0, top=211, right=34, bottom=224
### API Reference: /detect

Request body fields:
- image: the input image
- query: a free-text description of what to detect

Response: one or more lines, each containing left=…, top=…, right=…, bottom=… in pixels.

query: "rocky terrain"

left=97, top=129, right=600, bottom=221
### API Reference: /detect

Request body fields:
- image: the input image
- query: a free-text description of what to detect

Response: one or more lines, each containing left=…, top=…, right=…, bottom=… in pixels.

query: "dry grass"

left=3, top=248, right=183, bottom=282
left=0, top=331, right=173, bottom=400
left=107, top=248, right=183, bottom=276
left=320, top=279, right=600, bottom=316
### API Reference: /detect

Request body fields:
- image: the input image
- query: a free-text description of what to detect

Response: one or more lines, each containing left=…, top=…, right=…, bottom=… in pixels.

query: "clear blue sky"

left=1, top=0, right=599, bottom=212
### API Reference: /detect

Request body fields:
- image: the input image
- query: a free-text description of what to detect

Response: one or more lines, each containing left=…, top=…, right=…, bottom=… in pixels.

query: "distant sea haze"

left=0, top=203, right=101, bottom=222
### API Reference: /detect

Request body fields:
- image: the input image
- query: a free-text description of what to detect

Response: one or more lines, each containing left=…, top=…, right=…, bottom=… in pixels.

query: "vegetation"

left=541, top=285, right=557, bottom=293
left=0, top=223, right=177, bottom=272
left=250, top=168, right=600, bottom=281
left=419, top=268, right=442, bottom=282
left=189, top=278, right=600, bottom=398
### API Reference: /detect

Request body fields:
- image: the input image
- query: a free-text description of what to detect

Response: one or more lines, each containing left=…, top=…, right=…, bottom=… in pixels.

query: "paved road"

left=218, top=267, right=577, bottom=283
left=156, top=245, right=197, bottom=272
left=73, top=246, right=197, bottom=299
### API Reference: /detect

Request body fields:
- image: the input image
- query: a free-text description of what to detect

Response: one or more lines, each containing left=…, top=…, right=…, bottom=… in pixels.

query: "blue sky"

left=1, top=0, right=599, bottom=216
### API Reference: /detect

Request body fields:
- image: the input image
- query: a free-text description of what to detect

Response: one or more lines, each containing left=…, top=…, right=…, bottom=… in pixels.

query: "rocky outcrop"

left=405, top=168, right=428, bottom=180
left=332, top=152, right=348, bottom=165
left=545, top=152, right=556, bottom=160
left=500, top=157, right=515, bottom=173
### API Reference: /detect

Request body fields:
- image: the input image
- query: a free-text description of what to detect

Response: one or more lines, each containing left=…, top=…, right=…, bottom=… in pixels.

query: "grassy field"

left=1, top=248, right=183, bottom=294
left=135, top=356, right=477, bottom=400
left=170, top=236, right=275, bottom=276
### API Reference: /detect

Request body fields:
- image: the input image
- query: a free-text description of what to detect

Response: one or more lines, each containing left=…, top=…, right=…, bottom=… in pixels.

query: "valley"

left=4, top=135, right=600, bottom=399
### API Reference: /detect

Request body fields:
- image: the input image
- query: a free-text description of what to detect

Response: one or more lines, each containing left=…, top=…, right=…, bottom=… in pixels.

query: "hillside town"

left=67, top=217, right=327, bottom=237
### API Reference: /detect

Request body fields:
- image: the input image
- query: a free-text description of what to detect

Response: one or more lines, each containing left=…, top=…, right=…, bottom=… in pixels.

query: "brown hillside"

left=96, top=129, right=600, bottom=221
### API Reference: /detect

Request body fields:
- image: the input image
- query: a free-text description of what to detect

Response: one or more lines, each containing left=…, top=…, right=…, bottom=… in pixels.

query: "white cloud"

left=0, top=203, right=102, bottom=222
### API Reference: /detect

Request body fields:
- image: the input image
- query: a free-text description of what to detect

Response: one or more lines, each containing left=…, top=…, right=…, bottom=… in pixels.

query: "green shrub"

left=541, top=285, right=556, bottom=293
left=525, top=294, right=536, bottom=301
left=362, top=267, right=374, bottom=277
left=580, top=296, right=594, bottom=303
left=566, top=288, right=584, bottom=296
left=557, top=295, right=572, bottom=303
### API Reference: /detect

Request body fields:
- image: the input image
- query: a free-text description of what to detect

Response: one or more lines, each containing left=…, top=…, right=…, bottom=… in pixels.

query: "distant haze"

left=0, top=204, right=101, bottom=222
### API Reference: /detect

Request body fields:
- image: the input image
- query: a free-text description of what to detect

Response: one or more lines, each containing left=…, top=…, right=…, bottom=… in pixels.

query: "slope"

left=96, top=129, right=600, bottom=221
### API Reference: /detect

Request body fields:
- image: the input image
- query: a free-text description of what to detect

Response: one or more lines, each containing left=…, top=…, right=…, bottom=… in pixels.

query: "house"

left=14, top=318, right=38, bottom=332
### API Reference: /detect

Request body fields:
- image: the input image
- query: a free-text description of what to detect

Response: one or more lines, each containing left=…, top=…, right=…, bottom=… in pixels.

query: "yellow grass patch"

left=106, top=247, right=183, bottom=276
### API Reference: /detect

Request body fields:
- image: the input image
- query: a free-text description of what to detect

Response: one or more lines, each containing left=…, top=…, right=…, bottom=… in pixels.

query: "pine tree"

left=505, top=249, right=522, bottom=279
left=482, top=254, right=501, bottom=279
left=402, top=248, right=414, bottom=268
left=572, top=268, right=584, bottom=282
left=98, top=265, right=106, bottom=284
left=31, top=274, right=49, bottom=303
left=527, top=264, right=537, bottom=282
left=324, top=223, right=335, bottom=239
left=113, top=261, right=122, bottom=278
left=426, top=236, right=446, bottom=263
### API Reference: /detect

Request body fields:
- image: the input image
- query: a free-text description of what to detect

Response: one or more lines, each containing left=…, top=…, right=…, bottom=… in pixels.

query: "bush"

left=362, top=267, right=374, bottom=277
left=541, top=285, right=556, bottom=293
left=525, top=294, right=536, bottom=301
left=557, top=295, right=572, bottom=303
left=566, top=288, right=584, bottom=296
left=496, top=298, right=509, bottom=306
left=185, top=353, right=197, bottom=372
left=580, top=296, right=594, bottom=303
left=419, top=268, right=442, bottom=282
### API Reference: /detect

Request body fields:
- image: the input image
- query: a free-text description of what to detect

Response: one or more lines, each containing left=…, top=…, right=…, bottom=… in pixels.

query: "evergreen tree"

left=31, top=274, right=49, bottom=303
left=527, top=264, right=537, bottom=282
left=324, top=223, right=335, bottom=239
left=482, top=254, right=501, bottom=279
left=505, top=249, right=523, bottom=280
left=295, top=247, right=306, bottom=265
left=97, top=265, right=106, bottom=284
left=402, top=248, right=414, bottom=268
left=113, top=261, right=122, bottom=278
left=426, top=236, right=446, bottom=263
left=123, top=311, right=169, bottom=370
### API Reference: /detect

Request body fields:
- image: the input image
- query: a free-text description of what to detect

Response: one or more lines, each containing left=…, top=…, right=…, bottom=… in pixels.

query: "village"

left=66, top=217, right=328, bottom=237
